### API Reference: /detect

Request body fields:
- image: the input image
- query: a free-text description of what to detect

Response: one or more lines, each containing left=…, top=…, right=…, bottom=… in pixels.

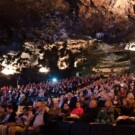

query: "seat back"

left=57, top=121, right=71, bottom=135
left=70, top=122, right=90, bottom=135
left=115, top=125, right=135, bottom=135
left=91, top=124, right=114, bottom=135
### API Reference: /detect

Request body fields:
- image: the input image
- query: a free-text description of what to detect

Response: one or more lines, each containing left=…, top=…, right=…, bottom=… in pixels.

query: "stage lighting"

left=52, top=78, right=57, bottom=82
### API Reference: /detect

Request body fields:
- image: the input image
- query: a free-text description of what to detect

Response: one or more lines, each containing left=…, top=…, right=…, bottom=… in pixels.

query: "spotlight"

left=52, top=78, right=57, bottom=82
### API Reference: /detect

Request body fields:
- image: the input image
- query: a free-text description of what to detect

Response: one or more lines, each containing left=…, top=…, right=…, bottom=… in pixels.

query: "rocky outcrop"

left=0, top=0, right=135, bottom=41
left=88, top=1, right=134, bottom=36
left=60, top=0, right=135, bottom=40
left=0, top=0, right=135, bottom=77
left=0, top=38, right=89, bottom=74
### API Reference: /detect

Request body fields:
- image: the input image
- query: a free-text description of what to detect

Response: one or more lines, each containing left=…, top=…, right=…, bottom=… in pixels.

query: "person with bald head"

left=80, top=100, right=99, bottom=123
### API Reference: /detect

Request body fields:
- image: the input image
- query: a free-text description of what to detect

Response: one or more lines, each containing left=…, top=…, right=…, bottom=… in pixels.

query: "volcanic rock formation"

left=0, top=0, right=135, bottom=78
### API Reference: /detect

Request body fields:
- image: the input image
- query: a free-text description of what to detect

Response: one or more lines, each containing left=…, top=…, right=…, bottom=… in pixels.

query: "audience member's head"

left=22, top=106, right=31, bottom=115
left=54, top=101, right=59, bottom=108
left=105, top=100, right=112, bottom=108
left=38, top=101, right=46, bottom=112
left=122, top=98, right=130, bottom=107
left=6, top=105, right=14, bottom=113
left=63, top=103, right=70, bottom=110
left=76, top=101, right=82, bottom=109
left=127, top=93, right=134, bottom=100
left=89, top=100, right=97, bottom=108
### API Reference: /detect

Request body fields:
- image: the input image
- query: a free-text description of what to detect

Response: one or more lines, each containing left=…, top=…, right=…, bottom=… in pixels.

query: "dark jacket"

left=64, top=97, right=77, bottom=110
left=80, top=107, right=99, bottom=123
left=8, top=111, right=16, bottom=122
left=3, top=111, right=16, bottom=123
left=120, top=106, right=132, bottom=116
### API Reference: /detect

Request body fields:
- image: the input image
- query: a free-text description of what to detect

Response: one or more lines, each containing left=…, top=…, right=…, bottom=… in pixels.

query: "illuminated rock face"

left=55, top=0, right=135, bottom=38
left=0, top=39, right=91, bottom=74
left=0, top=0, right=135, bottom=76
left=0, top=0, right=135, bottom=38
left=125, top=42, right=135, bottom=51
left=78, top=0, right=135, bottom=36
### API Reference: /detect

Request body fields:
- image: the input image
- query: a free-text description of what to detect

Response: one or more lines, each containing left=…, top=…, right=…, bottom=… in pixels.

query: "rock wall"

left=0, top=0, right=135, bottom=77
left=56, top=0, right=135, bottom=39
left=81, top=0, right=135, bottom=36
left=0, top=0, right=135, bottom=39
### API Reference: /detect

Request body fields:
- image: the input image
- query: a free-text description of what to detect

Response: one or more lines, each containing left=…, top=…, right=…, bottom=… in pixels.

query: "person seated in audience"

left=65, top=93, right=77, bottom=110
left=0, top=105, right=16, bottom=135
left=130, top=103, right=135, bottom=116
left=116, top=99, right=134, bottom=124
left=79, top=96, right=88, bottom=111
left=8, top=107, right=33, bottom=135
left=126, top=93, right=135, bottom=106
left=120, top=98, right=132, bottom=116
left=21, top=101, right=49, bottom=135
left=2, top=105, right=16, bottom=124
left=0, top=105, right=6, bottom=123
left=69, top=101, right=84, bottom=119
left=80, top=100, right=99, bottom=123
left=16, top=106, right=33, bottom=127
left=105, top=100, right=115, bottom=123
left=120, top=87, right=127, bottom=99
left=32, top=101, right=49, bottom=114
left=32, top=101, right=41, bottom=114
left=126, top=103, right=135, bottom=124
left=47, top=97, right=54, bottom=108
left=18, top=91, right=26, bottom=105
left=96, top=100, right=114, bottom=124
left=59, top=103, right=70, bottom=120
left=58, top=95, right=66, bottom=108
left=113, top=95, right=121, bottom=108
left=38, top=87, right=45, bottom=98
left=48, top=101, right=61, bottom=121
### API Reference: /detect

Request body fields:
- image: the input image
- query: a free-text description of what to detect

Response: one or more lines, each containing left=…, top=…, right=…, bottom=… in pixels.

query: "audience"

left=0, top=73, right=135, bottom=134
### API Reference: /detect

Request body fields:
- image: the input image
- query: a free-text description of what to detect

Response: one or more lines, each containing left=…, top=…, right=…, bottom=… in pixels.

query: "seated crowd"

left=0, top=73, right=135, bottom=135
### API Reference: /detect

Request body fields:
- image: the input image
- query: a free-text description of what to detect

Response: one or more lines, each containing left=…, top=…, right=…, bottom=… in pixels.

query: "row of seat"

left=3, top=121, right=135, bottom=135
left=55, top=122, right=135, bottom=135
